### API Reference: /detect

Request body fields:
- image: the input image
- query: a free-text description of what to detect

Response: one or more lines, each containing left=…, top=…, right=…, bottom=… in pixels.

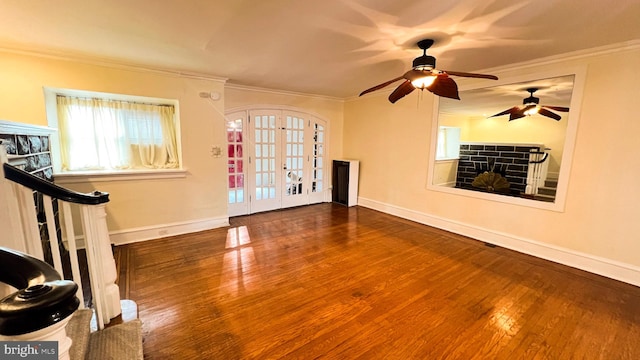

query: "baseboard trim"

left=357, top=197, right=640, bottom=287
left=109, top=216, right=230, bottom=245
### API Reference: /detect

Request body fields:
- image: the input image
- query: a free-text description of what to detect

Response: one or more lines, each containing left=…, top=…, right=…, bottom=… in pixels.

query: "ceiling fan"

left=359, top=39, right=498, bottom=103
left=489, top=88, right=570, bottom=121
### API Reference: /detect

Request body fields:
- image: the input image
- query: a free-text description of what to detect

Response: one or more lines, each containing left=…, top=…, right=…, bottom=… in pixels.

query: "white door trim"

left=225, top=106, right=330, bottom=215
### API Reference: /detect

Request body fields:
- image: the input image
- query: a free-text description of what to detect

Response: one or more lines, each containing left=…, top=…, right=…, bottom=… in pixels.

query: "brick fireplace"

left=455, top=142, right=546, bottom=195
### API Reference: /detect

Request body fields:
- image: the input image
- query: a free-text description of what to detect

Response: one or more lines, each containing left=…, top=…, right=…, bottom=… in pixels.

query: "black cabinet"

left=332, top=159, right=359, bottom=206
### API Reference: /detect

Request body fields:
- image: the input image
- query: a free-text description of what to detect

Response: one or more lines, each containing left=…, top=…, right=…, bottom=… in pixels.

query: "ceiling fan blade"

left=507, top=105, right=530, bottom=121
left=441, top=70, right=498, bottom=80
left=388, top=80, right=416, bottom=103
left=538, top=108, right=562, bottom=121
left=427, top=75, right=460, bottom=100
left=542, top=105, right=570, bottom=112
left=489, top=106, right=520, bottom=118
left=509, top=111, right=526, bottom=121
left=359, top=76, right=405, bottom=97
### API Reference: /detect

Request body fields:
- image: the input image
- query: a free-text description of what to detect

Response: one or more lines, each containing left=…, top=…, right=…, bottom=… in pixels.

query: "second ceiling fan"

left=359, top=39, right=498, bottom=103
left=489, top=88, right=570, bottom=121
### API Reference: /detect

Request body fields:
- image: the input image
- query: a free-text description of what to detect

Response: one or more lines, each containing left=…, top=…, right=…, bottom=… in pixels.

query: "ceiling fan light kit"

left=410, top=75, right=437, bottom=89
left=359, top=39, right=498, bottom=103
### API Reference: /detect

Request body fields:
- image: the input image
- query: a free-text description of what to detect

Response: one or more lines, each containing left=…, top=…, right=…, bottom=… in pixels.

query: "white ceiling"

left=1, top=0, right=639, bottom=98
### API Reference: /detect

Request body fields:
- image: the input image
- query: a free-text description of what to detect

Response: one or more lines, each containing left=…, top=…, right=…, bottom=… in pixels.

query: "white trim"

left=109, top=216, right=230, bottom=245
left=478, top=39, right=640, bottom=75
left=460, top=141, right=545, bottom=147
left=357, top=197, right=640, bottom=288
left=0, top=119, right=57, bottom=135
left=225, top=104, right=332, bottom=122
left=225, top=83, right=343, bottom=102
left=54, top=168, right=188, bottom=184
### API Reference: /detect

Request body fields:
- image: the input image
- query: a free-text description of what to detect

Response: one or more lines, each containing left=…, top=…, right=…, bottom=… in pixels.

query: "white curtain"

left=57, top=96, right=179, bottom=171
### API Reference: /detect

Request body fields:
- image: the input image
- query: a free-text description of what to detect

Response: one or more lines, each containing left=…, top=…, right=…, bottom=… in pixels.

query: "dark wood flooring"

left=113, top=204, right=640, bottom=359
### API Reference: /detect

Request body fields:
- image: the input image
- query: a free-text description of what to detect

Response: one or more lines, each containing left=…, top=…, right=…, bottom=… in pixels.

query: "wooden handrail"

left=3, top=163, right=109, bottom=205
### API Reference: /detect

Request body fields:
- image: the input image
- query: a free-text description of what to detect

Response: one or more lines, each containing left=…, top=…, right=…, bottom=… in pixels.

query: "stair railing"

left=525, top=149, right=550, bottom=195
left=0, top=247, right=79, bottom=360
left=0, top=145, right=121, bottom=331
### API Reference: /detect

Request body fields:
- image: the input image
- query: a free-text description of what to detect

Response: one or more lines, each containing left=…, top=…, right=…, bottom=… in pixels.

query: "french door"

left=226, top=108, right=327, bottom=216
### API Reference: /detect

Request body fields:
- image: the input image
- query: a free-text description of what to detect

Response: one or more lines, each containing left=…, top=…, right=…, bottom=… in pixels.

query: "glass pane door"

left=309, top=120, right=326, bottom=204
left=227, top=108, right=328, bottom=215
left=282, top=113, right=308, bottom=208
left=250, top=112, right=281, bottom=213
left=227, top=112, right=247, bottom=217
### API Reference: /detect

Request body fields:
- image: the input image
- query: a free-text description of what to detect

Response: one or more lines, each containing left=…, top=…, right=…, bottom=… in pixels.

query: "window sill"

left=54, top=168, right=188, bottom=184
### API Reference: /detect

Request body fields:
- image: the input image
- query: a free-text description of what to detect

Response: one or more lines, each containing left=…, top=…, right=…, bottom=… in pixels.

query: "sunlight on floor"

left=489, top=297, right=520, bottom=336
left=221, top=226, right=259, bottom=296
left=226, top=226, right=251, bottom=248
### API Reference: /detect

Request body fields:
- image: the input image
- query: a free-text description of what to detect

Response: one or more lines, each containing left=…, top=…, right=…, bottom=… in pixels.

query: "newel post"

left=0, top=248, right=80, bottom=360
left=80, top=201, right=121, bottom=329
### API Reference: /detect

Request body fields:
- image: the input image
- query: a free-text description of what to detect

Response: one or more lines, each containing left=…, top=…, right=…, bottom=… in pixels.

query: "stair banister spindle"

left=15, top=184, right=45, bottom=259
left=61, top=201, right=85, bottom=309
left=43, top=195, right=65, bottom=275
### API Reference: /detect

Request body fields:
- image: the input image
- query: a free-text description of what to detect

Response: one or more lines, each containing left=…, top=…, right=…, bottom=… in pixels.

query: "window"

left=312, top=122, right=324, bottom=193
left=47, top=90, right=181, bottom=174
left=227, top=117, right=244, bottom=204
left=436, top=126, right=461, bottom=160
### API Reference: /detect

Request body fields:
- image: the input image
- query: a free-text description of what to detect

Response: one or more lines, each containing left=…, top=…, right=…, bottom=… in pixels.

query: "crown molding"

left=479, top=39, right=640, bottom=74
left=225, top=82, right=343, bottom=102
left=0, top=45, right=228, bottom=83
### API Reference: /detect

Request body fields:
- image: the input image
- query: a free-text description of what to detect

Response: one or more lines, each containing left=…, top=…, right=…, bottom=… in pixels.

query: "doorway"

left=226, top=108, right=327, bottom=216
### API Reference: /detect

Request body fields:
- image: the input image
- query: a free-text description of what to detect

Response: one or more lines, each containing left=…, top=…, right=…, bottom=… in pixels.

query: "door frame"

left=225, top=105, right=331, bottom=216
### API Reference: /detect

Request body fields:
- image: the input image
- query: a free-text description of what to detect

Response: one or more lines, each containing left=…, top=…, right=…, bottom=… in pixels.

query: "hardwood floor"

left=114, top=204, right=640, bottom=359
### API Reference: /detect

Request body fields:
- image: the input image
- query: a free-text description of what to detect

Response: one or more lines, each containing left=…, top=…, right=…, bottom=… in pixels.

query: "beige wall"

left=0, top=51, right=229, bottom=233
left=344, top=47, right=640, bottom=269
left=343, top=92, right=433, bottom=205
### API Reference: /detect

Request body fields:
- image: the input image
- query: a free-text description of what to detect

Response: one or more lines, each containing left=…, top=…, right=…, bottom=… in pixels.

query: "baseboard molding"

left=357, top=197, right=640, bottom=287
left=109, top=216, right=230, bottom=245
